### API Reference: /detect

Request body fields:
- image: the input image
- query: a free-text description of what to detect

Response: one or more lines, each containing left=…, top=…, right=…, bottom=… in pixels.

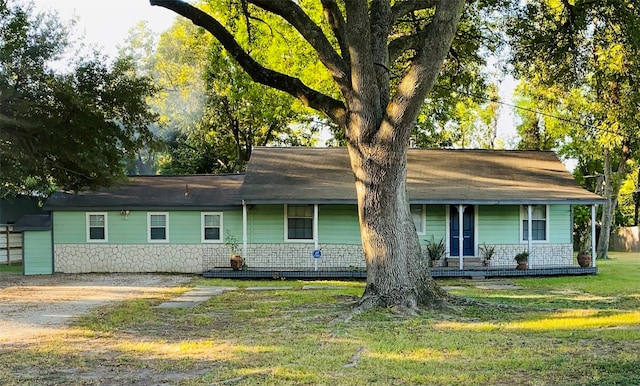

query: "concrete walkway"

left=155, top=286, right=237, bottom=309
left=155, top=285, right=349, bottom=309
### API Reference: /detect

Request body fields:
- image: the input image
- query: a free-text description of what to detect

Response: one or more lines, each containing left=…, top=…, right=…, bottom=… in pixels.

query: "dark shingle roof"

left=44, top=174, right=244, bottom=211
left=13, top=214, right=51, bottom=231
left=240, top=147, right=603, bottom=205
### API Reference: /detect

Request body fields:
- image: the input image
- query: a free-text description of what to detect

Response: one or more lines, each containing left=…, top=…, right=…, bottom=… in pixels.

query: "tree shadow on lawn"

left=3, top=286, right=640, bottom=385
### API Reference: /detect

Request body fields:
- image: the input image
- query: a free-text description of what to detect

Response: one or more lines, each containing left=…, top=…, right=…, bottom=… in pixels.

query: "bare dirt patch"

left=0, top=273, right=194, bottom=344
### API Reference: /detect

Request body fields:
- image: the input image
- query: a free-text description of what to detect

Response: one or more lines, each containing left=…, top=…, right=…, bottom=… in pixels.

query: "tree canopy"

left=0, top=1, right=159, bottom=196
left=507, top=0, right=640, bottom=257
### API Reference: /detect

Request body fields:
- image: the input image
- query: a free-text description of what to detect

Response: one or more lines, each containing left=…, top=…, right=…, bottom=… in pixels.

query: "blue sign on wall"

left=312, top=249, right=322, bottom=259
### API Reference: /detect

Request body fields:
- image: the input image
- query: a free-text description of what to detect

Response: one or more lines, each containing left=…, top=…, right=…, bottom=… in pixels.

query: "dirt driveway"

left=0, top=273, right=193, bottom=344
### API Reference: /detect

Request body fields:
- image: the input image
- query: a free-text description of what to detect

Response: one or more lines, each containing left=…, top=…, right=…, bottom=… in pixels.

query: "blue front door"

left=450, top=205, right=474, bottom=256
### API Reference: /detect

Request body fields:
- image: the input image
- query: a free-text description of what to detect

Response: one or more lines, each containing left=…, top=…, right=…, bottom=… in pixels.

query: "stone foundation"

left=54, top=242, right=573, bottom=273
left=482, top=243, right=573, bottom=268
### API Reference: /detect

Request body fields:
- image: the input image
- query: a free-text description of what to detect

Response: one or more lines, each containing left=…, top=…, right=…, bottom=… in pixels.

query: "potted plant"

left=225, top=231, right=244, bottom=270
left=480, top=243, right=495, bottom=267
left=426, top=236, right=447, bottom=267
left=514, top=251, right=529, bottom=270
left=576, top=251, right=592, bottom=268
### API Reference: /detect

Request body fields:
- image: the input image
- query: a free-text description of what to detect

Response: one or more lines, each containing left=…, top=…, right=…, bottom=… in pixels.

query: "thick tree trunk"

left=347, top=144, right=446, bottom=312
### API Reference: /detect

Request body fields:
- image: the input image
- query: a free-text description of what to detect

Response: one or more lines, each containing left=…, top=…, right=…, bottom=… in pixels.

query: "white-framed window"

left=521, top=205, right=548, bottom=242
left=285, top=204, right=315, bottom=242
left=201, top=212, right=223, bottom=243
left=86, top=212, right=108, bottom=242
left=147, top=212, right=169, bottom=242
left=410, top=204, right=426, bottom=235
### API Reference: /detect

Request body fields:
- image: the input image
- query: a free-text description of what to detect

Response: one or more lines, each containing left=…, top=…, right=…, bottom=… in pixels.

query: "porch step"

left=442, top=257, right=484, bottom=268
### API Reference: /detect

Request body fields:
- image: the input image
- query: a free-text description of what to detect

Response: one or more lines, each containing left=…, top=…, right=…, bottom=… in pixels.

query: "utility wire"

left=433, top=84, right=626, bottom=137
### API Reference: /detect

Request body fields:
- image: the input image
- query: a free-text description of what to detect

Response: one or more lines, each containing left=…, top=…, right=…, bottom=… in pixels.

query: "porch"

left=202, top=264, right=597, bottom=279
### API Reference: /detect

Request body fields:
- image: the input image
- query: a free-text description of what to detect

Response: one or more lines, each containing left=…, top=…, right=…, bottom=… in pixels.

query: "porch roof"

left=241, top=147, right=604, bottom=205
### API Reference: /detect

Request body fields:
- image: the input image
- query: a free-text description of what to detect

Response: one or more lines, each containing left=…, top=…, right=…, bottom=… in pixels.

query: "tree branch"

left=320, top=0, right=350, bottom=66
left=150, top=0, right=346, bottom=127
left=390, top=0, right=438, bottom=23
left=386, top=0, right=465, bottom=140
left=248, top=0, right=350, bottom=91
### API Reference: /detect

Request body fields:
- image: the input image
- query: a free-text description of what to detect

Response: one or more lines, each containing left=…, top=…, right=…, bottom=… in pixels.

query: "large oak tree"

left=151, top=0, right=466, bottom=311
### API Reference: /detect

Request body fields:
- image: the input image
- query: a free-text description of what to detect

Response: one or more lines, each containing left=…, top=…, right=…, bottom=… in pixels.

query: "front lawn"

left=1, top=253, right=638, bottom=385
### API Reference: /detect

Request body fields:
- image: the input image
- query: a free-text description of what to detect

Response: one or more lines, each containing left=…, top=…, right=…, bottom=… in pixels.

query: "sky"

left=31, top=0, right=518, bottom=145
left=32, top=0, right=178, bottom=58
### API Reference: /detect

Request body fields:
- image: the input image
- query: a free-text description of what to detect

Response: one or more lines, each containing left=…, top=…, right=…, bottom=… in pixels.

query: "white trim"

left=591, top=204, right=597, bottom=267
left=242, top=201, right=247, bottom=258
left=410, top=204, right=427, bottom=235
left=201, top=212, right=223, bottom=243
left=519, top=204, right=549, bottom=243
left=86, top=212, right=108, bottom=243
left=147, top=212, right=169, bottom=243
left=445, top=205, right=450, bottom=257
left=284, top=204, right=316, bottom=243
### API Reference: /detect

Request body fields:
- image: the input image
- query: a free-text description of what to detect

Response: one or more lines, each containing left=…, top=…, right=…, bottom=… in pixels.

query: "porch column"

left=591, top=204, right=597, bottom=268
left=458, top=204, right=464, bottom=270
left=527, top=204, right=533, bottom=268
left=242, top=200, right=247, bottom=260
left=313, top=204, right=319, bottom=271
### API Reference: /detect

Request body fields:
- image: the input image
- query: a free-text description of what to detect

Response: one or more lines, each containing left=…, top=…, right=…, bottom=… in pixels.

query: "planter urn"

left=577, top=253, right=592, bottom=268
left=230, top=255, right=243, bottom=271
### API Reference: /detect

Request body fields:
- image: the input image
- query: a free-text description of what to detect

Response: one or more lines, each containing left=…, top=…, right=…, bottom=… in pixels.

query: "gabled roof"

left=240, top=147, right=604, bottom=205
left=44, top=174, right=244, bottom=211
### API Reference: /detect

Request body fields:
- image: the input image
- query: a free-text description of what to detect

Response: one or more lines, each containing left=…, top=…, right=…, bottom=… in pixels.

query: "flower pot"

left=577, top=253, right=592, bottom=268
left=439, top=258, right=448, bottom=267
left=230, top=255, right=243, bottom=271
left=516, top=262, right=528, bottom=270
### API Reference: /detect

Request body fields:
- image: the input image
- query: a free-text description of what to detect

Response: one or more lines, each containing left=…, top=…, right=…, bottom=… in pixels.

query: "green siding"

left=54, top=210, right=242, bottom=245
left=23, top=230, right=53, bottom=275
left=478, top=205, right=520, bottom=244
left=318, top=205, right=361, bottom=244
left=549, top=205, right=571, bottom=244
left=53, top=212, right=85, bottom=244
left=424, top=205, right=446, bottom=245
left=248, top=205, right=284, bottom=243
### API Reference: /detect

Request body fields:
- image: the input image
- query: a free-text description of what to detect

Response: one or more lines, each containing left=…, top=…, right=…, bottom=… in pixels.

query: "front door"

left=450, top=205, right=474, bottom=256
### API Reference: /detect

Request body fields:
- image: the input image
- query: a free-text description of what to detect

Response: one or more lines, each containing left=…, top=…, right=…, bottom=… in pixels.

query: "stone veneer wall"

left=55, top=244, right=211, bottom=273
left=54, top=242, right=573, bottom=273
left=485, top=243, right=573, bottom=268
left=54, top=243, right=368, bottom=273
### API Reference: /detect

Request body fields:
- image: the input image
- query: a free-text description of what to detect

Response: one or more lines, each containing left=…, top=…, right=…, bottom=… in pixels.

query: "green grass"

left=0, top=263, right=21, bottom=273
left=1, top=254, right=639, bottom=385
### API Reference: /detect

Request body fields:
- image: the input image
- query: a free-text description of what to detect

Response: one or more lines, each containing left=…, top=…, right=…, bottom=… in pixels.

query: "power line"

left=433, top=84, right=625, bottom=137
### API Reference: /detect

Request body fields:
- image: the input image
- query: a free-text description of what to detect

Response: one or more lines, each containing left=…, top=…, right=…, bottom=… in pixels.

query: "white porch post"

left=591, top=204, right=597, bottom=268
left=527, top=204, right=533, bottom=268
left=313, top=204, right=319, bottom=271
left=458, top=204, right=464, bottom=270
left=242, top=200, right=247, bottom=259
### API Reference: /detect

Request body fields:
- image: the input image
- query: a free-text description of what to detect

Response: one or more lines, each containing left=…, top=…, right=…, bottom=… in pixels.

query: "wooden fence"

left=610, top=226, right=640, bottom=252
left=0, top=225, right=22, bottom=264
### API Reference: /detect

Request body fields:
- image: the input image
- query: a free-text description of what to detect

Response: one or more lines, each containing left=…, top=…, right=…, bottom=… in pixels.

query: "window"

left=286, top=204, right=314, bottom=241
left=86, top=212, right=107, bottom=242
left=521, top=205, right=547, bottom=241
left=148, top=213, right=168, bottom=242
left=410, top=204, right=426, bottom=234
left=201, top=212, right=222, bottom=243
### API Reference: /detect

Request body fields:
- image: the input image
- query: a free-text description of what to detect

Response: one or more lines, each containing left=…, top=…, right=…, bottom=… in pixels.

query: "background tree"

left=507, top=0, right=640, bottom=258
left=123, top=12, right=312, bottom=175
left=151, top=0, right=480, bottom=311
left=0, top=1, right=159, bottom=196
